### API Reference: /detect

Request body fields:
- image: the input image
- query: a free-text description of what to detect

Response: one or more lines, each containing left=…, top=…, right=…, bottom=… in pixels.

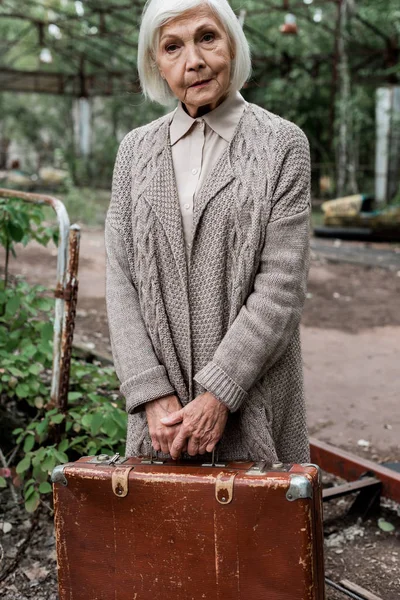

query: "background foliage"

left=0, top=197, right=123, bottom=512
left=0, top=0, right=399, bottom=199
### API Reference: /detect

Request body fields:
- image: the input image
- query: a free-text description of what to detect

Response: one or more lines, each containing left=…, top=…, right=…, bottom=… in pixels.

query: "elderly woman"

left=105, top=0, right=311, bottom=464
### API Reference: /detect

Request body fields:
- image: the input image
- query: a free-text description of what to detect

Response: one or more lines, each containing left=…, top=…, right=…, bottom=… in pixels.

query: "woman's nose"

left=185, top=44, right=206, bottom=71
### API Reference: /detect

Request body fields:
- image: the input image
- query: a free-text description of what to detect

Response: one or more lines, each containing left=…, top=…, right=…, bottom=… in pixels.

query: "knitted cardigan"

left=105, top=101, right=311, bottom=463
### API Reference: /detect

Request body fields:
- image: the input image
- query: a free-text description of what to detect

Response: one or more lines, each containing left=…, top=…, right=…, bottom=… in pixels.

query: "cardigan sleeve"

left=105, top=140, right=176, bottom=414
left=193, top=124, right=311, bottom=412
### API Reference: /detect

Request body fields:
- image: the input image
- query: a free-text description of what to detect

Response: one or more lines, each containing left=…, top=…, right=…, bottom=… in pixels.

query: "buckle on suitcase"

left=141, top=448, right=166, bottom=465
left=246, top=461, right=289, bottom=475
left=87, top=453, right=129, bottom=465
left=201, top=448, right=227, bottom=468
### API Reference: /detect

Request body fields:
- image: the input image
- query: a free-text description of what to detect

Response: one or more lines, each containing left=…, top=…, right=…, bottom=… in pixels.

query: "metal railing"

left=0, top=188, right=80, bottom=424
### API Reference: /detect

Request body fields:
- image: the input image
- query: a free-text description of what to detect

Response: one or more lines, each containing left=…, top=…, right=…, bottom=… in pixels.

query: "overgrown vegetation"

left=0, top=0, right=399, bottom=198
left=0, top=196, right=123, bottom=513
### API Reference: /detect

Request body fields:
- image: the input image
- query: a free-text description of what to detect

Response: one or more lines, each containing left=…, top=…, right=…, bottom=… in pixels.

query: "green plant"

left=0, top=196, right=59, bottom=296
left=1, top=195, right=123, bottom=512
left=9, top=359, right=123, bottom=513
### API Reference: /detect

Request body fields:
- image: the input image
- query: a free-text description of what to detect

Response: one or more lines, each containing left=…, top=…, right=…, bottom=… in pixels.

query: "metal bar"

left=322, top=476, right=381, bottom=501
left=58, top=225, right=80, bottom=416
left=340, top=579, right=384, bottom=600
left=0, top=188, right=80, bottom=416
left=310, top=437, right=400, bottom=504
left=325, top=577, right=369, bottom=600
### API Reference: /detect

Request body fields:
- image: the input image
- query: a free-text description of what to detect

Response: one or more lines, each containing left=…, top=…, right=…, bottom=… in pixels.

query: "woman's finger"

left=150, top=434, right=161, bottom=452
left=159, top=438, right=169, bottom=454
left=187, top=436, right=200, bottom=457
left=160, top=409, right=184, bottom=426
left=198, top=438, right=212, bottom=455
left=170, top=429, right=188, bottom=460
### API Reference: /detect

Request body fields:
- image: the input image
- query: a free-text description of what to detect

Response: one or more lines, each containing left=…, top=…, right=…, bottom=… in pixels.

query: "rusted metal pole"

left=55, top=225, right=81, bottom=415
left=310, top=437, right=400, bottom=504
left=0, top=188, right=80, bottom=421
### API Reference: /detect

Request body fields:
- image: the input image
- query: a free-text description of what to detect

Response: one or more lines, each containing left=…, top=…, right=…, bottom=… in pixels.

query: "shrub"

left=0, top=194, right=123, bottom=513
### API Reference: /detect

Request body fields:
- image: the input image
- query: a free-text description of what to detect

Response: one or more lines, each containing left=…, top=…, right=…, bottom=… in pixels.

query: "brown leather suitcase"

left=52, top=453, right=326, bottom=600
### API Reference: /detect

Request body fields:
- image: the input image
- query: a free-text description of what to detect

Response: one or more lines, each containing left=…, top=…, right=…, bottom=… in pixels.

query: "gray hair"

left=138, top=0, right=252, bottom=106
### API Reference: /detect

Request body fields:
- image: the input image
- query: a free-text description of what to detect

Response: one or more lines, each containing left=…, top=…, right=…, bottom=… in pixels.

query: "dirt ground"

left=0, top=227, right=399, bottom=599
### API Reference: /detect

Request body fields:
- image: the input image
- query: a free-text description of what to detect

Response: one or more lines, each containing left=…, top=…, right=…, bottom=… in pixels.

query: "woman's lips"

left=190, top=79, right=211, bottom=88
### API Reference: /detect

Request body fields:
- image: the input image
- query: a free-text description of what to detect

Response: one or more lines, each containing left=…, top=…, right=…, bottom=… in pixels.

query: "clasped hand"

left=145, top=392, right=229, bottom=460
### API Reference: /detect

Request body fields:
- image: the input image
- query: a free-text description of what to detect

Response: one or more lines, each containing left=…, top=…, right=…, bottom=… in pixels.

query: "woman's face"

left=156, top=5, right=234, bottom=118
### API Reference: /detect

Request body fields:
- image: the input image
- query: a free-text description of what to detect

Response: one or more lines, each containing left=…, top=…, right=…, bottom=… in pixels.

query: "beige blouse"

left=170, top=90, right=247, bottom=264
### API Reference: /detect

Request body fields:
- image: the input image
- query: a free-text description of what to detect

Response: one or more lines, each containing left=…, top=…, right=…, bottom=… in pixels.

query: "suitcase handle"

left=145, top=445, right=221, bottom=465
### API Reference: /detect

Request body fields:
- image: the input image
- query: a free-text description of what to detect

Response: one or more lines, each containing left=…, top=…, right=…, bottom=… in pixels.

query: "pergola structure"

left=0, top=0, right=398, bottom=98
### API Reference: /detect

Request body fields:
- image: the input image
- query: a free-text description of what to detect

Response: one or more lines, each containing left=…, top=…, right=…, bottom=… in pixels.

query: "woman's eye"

left=202, top=33, right=215, bottom=42
left=166, top=44, right=179, bottom=53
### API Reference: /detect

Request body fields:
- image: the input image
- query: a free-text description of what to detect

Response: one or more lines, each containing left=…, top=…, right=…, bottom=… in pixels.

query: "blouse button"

left=184, top=203, right=191, bottom=210
left=191, top=168, right=198, bottom=175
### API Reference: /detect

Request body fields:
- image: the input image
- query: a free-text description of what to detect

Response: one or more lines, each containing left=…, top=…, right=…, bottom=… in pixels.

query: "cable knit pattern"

left=105, top=102, right=311, bottom=463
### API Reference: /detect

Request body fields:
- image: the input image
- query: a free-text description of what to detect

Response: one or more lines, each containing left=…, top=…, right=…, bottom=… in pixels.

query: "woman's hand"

left=145, top=394, right=187, bottom=455
left=160, top=392, right=229, bottom=460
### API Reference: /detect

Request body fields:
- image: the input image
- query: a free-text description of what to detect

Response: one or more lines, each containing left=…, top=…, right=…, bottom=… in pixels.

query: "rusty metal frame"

left=0, top=188, right=80, bottom=415
left=310, top=437, right=400, bottom=504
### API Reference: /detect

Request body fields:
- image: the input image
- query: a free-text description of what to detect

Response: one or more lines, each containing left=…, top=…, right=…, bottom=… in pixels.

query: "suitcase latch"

left=112, top=465, right=136, bottom=497
left=215, top=472, right=238, bottom=505
left=246, top=462, right=291, bottom=475
left=87, top=453, right=129, bottom=465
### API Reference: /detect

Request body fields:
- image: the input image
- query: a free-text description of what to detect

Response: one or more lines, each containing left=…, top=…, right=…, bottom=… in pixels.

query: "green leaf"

left=58, top=439, right=69, bottom=452
left=82, top=413, right=93, bottom=429
left=35, top=297, right=53, bottom=311
left=5, top=295, right=21, bottom=316
left=8, top=366, right=25, bottom=377
left=41, top=455, right=56, bottom=472
left=7, top=221, right=24, bottom=242
left=32, top=465, right=49, bottom=483
left=36, top=419, right=49, bottom=435
left=23, top=435, right=35, bottom=452
left=378, top=518, right=395, bottom=532
left=31, top=447, right=46, bottom=467
left=103, top=420, right=118, bottom=438
left=38, top=341, right=51, bottom=355
left=23, top=479, right=36, bottom=488
left=50, top=413, right=65, bottom=424
left=54, top=450, right=68, bottom=463
left=39, top=481, right=52, bottom=494
left=22, top=344, right=37, bottom=358
left=69, top=436, right=87, bottom=447
left=16, top=455, right=31, bottom=474
left=25, top=492, right=40, bottom=513
left=25, top=485, right=36, bottom=500
left=15, top=383, right=30, bottom=398
left=90, top=413, right=103, bottom=436
left=41, top=322, right=53, bottom=342
left=68, top=392, right=81, bottom=402
left=28, top=363, right=42, bottom=376
left=0, top=476, right=7, bottom=488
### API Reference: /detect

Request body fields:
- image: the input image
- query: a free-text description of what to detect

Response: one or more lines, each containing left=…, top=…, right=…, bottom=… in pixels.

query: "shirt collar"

left=170, top=90, right=247, bottom=146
